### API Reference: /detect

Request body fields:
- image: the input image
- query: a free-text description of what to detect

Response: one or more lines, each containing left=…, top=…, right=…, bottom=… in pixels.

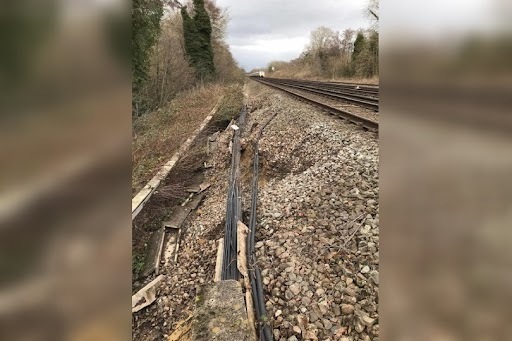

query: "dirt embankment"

left=132, top=83, right=243, bottom=280
left=132, top=83, right=243, bottom=194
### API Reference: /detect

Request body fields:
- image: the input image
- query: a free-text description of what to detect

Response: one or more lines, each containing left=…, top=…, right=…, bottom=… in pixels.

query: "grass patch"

left=133, top=252, right=145, bottom=279
left=213, top=83, right=244, bottom=124
left=132, top=83, right=243, bottom=194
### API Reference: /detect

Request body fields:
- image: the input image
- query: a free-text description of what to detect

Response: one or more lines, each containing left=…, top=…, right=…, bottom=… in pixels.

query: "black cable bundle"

left=221, top=106, right=247, bottom=280
left=247, top=112, right=278, bottom=341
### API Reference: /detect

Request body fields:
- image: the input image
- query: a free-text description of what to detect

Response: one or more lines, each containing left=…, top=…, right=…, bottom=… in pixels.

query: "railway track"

left=264, top=78, right=378, bottom=111
left=266, top=77, right=379, bottom=100
left=327, top=80, right=379, bottom=89
left=250, top=77, right=379, bottom=131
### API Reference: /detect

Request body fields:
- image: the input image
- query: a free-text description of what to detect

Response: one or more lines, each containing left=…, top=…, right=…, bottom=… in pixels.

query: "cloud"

left=230, top=36, right=309, bottom=70
left=216, top=0, right=369, bottom=70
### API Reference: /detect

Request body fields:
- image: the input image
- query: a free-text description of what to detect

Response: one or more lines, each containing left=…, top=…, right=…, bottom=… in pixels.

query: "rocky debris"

left=132, top=103, right=240, bottom=340
left=133, top=81, right=379, bottom=340
left=342, top=304, right=355, bottom=315
left=247, top=81, right=379, bottom=340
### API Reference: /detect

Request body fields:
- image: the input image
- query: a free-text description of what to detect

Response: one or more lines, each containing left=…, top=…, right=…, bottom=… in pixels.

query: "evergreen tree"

left=368, top=31, right=379, bottom=75
left=181, top=7, right=199, bottom=68
left=352, top=32, right=366, bottom=62
left=181, top=0, right=215, bottom=80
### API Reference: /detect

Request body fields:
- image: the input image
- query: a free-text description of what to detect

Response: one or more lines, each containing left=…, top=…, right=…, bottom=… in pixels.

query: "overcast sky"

left=215, top=0, right=369, bottom=71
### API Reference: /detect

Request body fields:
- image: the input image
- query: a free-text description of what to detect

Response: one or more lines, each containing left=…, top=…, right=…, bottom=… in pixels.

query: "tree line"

left=267, top=26, right=378, bottom=80
left=132, top=0, right=244, bottom=117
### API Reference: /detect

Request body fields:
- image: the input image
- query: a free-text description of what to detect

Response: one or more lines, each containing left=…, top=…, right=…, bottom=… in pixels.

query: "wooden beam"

left=214, top=238, right=224, bottom=282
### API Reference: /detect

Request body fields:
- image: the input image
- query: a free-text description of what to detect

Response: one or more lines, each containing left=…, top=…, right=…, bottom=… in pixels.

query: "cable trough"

left=221, top=106, right=247, bottom=280
left=220, top=104, right=277, bottom=340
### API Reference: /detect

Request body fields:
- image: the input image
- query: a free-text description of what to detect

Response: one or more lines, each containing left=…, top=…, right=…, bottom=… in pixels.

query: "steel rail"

left=327, top=80, right=379, bottom=89
left=264, top=79, right=379, bottom=110
left=278, top=77, right=379, bottom=92
left=266, top=77, right=379, bottom=94
left=251, top=78, right=379, bottom=131
left=271, top=79, right=379, bottom=102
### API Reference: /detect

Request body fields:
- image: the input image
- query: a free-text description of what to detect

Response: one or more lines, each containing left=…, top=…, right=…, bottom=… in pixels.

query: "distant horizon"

left=215, top=0, right=369, bottom=71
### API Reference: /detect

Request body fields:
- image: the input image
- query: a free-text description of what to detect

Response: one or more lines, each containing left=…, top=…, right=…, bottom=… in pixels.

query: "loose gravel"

left=132, top=121, right=234, bottom=341
left=247, top=81, right=379, bottom=341
left=132, top=80, right=379, bottom=341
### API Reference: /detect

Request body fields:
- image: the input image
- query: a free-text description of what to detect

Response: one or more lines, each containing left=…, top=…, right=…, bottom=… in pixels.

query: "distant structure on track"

left=248, top=70, right=265, bottom=77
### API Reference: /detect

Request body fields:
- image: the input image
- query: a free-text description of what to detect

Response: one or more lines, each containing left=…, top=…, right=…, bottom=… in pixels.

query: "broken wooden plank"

left=132, top=97, right=223, bottom=220
left=236, top=221, right=257, bottom=340
left=187, top=192, right=206, bottom=211
left=168, top=315, right=193, bottom=341
left=236, top=221, right=249, bottom=278
left=165, top=207, right=192, bottom=229
left=162, top=192, right=207, bottom=266
left=174, top=228, right=182, bottom=264
left=180, top=193, right=194, bottom=207
left=166, top=193, right=205, bottom=229
left=186, top=186, right=201, bottom=193
left=214, top=238, right=224, bottom=282
left=186, top=182, right=210, bottom=194
left=199, top=183, right=210, bottom=193
left=139, top=226, right=166, bottom=279
left=132, top=275, right=164, bottom=313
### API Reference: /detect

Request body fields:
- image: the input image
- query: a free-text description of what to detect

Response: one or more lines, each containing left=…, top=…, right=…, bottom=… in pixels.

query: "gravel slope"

left=247, top=81, right=379, bottom=341
left=132, top=81, right=379, bottom=341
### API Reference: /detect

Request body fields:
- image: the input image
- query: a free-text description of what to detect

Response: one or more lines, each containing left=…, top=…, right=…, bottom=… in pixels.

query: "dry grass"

left=132, top=83, right=240, bottom=194
left=311, top=75, right=379, bottom=85
left=271, top=69, right=379, bottom=85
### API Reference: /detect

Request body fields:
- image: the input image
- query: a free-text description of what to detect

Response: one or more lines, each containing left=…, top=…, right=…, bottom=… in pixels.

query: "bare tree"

left=164, top=0, right=183, bottom=9
left=205, top=0, right=229, bottom=42
left=365, top=0, right=379, bottom=28
left=141, top=12, right=196, bottom=108
left=341, top=29, right=356, bottom=56
left=306, top=26, right=338, bottom=55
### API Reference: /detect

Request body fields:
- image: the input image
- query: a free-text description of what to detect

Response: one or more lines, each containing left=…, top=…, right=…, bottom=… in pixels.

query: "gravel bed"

left=328, top=89, right=378, bottom=100
left=133, top=81, right=379, bottom=341
left=265, top=84, right=379, bottom=123
left=247, top=81, right=379, bottom=341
